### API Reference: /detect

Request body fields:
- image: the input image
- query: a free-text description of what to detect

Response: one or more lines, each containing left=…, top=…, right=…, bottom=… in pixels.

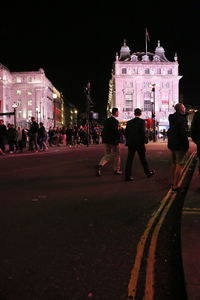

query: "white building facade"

left=0, top=63, right=64, bottom=128
left=108, top=40, right=182, bottom=130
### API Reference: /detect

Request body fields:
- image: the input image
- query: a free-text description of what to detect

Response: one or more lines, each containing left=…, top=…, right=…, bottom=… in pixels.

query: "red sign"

left=145, top=118, right=153, bottom=129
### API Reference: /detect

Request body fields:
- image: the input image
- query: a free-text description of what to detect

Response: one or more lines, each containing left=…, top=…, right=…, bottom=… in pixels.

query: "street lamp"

left=84, top=82, right=93, bottom=147
left=36, top=107, right=39, bottom=123
left=12, top=102, right=17, bottom=128
left=74, top=110, right=78, bottom=125
left=151, top=84, right=156, bottom=142
left=53, top=93, right=57, bottom=127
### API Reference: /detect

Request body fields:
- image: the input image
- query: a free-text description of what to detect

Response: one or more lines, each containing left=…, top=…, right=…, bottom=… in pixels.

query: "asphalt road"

left=0, top=142, right=195, bottom=300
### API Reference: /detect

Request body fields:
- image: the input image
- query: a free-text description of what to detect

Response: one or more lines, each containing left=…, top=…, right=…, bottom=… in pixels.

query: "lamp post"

left=151, top=84, right=156, bottom=142
left=53, top=93, right=57, bottom=128
left=12, top=102, right=17, bottom=128
left=74, top=110, right=78, bottom=125
left=84, top=82, right=93, bottom=147
left=36, top=107, right=39, bottom=123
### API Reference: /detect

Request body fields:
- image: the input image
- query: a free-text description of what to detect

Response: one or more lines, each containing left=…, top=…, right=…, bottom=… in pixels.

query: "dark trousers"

left=196, top=142, right=200, bottom=172
left=125, top=145, right=150, bottom=178
left=29, top=133, right=38, bottom=151
left=0, top=137, right=6, bottom=152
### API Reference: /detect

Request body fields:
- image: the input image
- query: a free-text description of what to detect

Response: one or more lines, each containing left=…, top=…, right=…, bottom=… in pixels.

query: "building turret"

left=155, top=40, right=169, bottom=61
left=119, top=39, right=130, bottom=60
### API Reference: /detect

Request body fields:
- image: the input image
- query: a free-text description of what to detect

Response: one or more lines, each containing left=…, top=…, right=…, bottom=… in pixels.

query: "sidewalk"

left=181, top=163, right=200, bottom=300
left=0, top=143, right=94, bottom=158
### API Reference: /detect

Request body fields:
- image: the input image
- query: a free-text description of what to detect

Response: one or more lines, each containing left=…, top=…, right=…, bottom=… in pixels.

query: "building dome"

left=120, top=39, right=131, bottom=60
left=155, top=40, right=169, bottom=61
left=155, top=40, right=165, bottom=55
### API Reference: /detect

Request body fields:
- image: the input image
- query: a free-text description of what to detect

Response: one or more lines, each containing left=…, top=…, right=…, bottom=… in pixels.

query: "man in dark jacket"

left=96, top=107, right=122, bottom=176
left=28, top=117, right=39, bottom=151
left=167, top=103, right=189, bottom=190
left=124, top=108, right=155, bottom=181
left=0, top=119, right=7, bottom=154
left=190, top=109, right=200, bottom=174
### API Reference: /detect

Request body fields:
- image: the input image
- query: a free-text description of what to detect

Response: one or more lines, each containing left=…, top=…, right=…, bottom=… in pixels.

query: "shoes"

left=96, top=165, right=102, bottom=176
left=146, top=170, right=155, bottom=178
left=125, top=177, right=134, bottom=181
left=114, top=170, right=123, bottom=175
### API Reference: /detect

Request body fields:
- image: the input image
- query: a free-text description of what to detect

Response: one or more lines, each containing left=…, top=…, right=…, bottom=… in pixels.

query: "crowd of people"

left=0, top=117, right=103, bottom=155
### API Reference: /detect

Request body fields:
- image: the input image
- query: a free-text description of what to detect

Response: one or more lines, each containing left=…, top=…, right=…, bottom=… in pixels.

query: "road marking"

left=144, top=193, right=176, bottom=299
left=183, top=208, right=200, bottom=215
left=126, top=190, right=172, bottom=299
left=183, top=211, right=200, bottom=215
left=144, top=152, right=196, bottom=300
left=126, top=152, right=196, bottom=300
left=183, top=207, right=200, bottom=211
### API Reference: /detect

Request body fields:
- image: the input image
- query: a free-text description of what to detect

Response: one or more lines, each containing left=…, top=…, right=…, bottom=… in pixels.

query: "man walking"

left=167, top=103, right=189, bottom=191
left=124, top=108, right=155, bottom=181
left=96, top=107, right=122, bottom=176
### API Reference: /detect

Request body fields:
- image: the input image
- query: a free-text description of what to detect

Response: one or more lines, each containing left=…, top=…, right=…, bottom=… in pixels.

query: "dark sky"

left=1, top=2, right=200, bottom=121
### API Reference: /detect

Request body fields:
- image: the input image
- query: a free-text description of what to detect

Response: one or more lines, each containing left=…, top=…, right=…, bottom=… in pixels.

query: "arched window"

left=144, top=92, right=152, bottom=111
left=145, top=68, right=150, bottom=74
left=123, top=93, right=133, bottom=111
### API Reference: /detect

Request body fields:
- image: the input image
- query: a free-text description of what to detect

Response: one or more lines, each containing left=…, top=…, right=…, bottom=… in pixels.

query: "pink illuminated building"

left=0, top=64, right=64, bottom=128
left=108, top=40, right=182, bottom=130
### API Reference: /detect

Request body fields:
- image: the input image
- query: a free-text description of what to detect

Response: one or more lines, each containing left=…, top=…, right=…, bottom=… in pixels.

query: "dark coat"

left=191, top=110, right=200, bottom=144
left=125, top=117, right=147, bottom=147
left=0, top=124, right=7, bottom=137
left=101, top=116, right=120, bottom=145
left=167, top=112, right=189, bottom=152
left=30, top=121, right=39, bottom=134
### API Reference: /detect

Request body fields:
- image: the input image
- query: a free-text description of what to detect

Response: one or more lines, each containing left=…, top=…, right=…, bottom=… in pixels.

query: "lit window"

left=27, top=90, right=32, bottom=95
left=16, top=90, right=21, bottom=95
left=16, top=77, right=22, bottom=83
left=124, top=81, right=133, bottom=88
left=132, top=68, right=138, bottom=73
left=28, top=100, right=32, bottom=106
left=28, top=110, right=32, bottom=117
left=18, top=111, right=22, bottom=118
left=124, top=93, right=133, bottom=111
left=17, top=100, right=21, bottom=106
left=144, top=92, right=152, bottom=111
left=144, top=82, right=151, bottom=88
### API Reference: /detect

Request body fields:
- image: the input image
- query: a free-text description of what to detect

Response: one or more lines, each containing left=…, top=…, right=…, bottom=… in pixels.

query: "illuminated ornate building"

left=0, top=63, right=64, bottom=128
left=108, top=40, right=182, bottom=130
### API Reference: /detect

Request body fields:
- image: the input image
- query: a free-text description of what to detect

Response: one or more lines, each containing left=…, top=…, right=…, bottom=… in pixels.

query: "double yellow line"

left=183, top=208, right=200, bottom=215
left=127, top=151, right=196, bottom=300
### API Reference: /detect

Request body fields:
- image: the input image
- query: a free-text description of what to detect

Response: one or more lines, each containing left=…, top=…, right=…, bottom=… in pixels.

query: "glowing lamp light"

left=12, top=102, right=17, bottom=108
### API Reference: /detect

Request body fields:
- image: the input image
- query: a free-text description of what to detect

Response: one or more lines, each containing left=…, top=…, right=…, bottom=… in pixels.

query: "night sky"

left=1, top=2, right=200, bottom=121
